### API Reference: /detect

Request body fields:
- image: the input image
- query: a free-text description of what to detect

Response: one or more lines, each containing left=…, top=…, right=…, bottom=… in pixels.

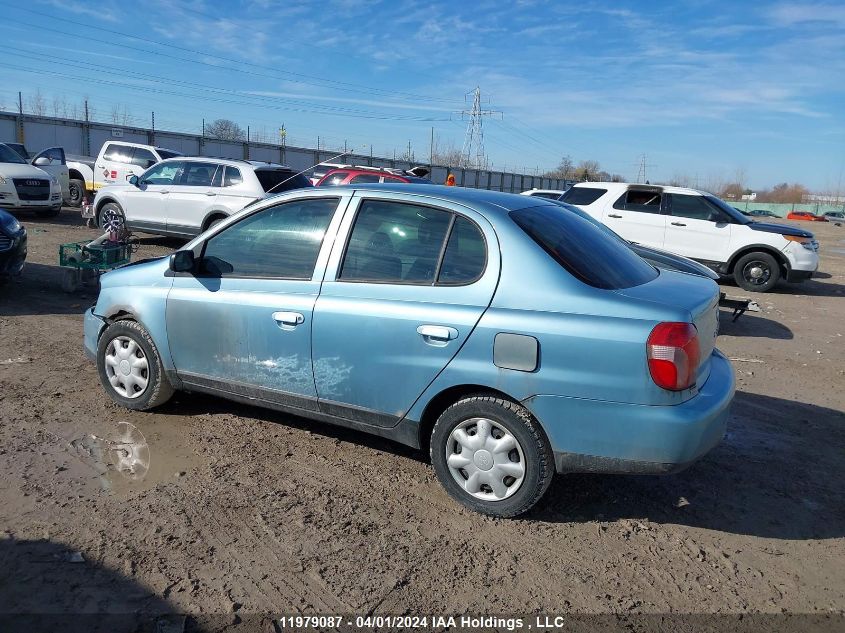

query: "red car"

left=316, top=165, right=431, bottom=186
left=787, top=210, right=828, bottom=221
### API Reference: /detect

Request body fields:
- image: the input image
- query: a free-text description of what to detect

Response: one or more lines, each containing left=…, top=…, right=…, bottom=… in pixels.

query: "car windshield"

left=254, top=169, right=313, bottom=193
left=704, top=194, right=752, bottom=224
left=511, top=204, right=659, bottom=289
left=0, top=144, right=28, bottom=164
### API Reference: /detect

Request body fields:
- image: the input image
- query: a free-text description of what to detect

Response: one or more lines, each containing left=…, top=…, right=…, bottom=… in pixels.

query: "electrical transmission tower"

left=459, top=87, right=501, bottom=169
left=635, top=153, right=656, bottom=183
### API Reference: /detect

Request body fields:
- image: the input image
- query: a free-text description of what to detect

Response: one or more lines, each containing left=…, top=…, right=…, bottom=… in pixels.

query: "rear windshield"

left=254, top=170, right=313, bottom=193
left=510, top=205, right=659, bottom=289
left=561, top=186, right=606, bottom=205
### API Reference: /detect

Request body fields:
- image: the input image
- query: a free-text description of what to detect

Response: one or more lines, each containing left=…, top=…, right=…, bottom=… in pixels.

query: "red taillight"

left=647, top=322, right=700, bottom=391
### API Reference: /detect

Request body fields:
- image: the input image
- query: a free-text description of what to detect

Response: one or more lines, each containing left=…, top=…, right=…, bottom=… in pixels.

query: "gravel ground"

left=0, top=208, right=843, bottom=632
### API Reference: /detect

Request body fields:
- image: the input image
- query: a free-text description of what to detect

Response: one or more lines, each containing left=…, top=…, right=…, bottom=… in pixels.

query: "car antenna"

left=264, top=149, right=359, bottom=195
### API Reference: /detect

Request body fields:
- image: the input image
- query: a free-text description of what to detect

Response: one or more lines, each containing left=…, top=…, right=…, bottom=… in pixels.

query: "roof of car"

left=168, top=156, right=293, bottom=170
left=521, top=189, right=566, bottom=195
left=323, top=183, right=559, bottom=215
left=573, top=181, right=705, bottom=196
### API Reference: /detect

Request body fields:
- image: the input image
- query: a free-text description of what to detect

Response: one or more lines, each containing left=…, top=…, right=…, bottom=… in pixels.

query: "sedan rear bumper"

left=523, top=350, right=735, bottom=474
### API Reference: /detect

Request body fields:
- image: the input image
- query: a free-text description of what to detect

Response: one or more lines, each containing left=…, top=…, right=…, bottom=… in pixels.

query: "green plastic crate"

left=59, top=241, right=131, bottom=270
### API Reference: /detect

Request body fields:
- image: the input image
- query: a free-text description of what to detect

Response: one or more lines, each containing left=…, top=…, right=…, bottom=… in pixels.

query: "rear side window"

left=223, top=166, right=243, bottom=187
left=438, top=216, right=486, bottom=284
left=254, top=170, right=312, bottom=193
left=201, top=198, right=339, bottom=279
left=613, top=189, right=663, bottom=214
left=511, top=205, right=658, bottom=289
left=339, top=200, right=452, bottom=283
left=530, top=192, right=564, bottom=200
left=180, top=162, right=217, bottom=186
left=338, top=201, right=487, bottom=285
left=561, top=187, right=606, bottom=205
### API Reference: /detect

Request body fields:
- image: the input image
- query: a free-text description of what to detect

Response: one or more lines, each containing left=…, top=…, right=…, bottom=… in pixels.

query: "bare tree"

left=205, top=118, right=246, bottom=141
left=110, top=104, right=121, bottom=124
left=52, top=95, right=62, bottom=118
left=28, top=90, right=46, bottom=116
left=543, top=155, right=574, bottom=179
left=430, top=134, right=463, bottom=167
left=574, top=159, right=601, bottom=181
left=757, top=183, right=810, bottom=204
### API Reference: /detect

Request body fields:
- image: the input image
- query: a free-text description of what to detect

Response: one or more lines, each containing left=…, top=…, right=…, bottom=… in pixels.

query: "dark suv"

left=316, top=165, right=431, bottom=186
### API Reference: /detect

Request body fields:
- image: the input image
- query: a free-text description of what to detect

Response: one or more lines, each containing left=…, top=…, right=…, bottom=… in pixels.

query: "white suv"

left=93, top=157, right=312, bottom=238
left=554, top=182, right=819, bottom=292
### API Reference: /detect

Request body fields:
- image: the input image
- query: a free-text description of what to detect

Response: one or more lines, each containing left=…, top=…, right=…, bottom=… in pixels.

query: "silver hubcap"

left=446, top=418, right=526, bottom=501
left=103, top=336, right=149, bottom=399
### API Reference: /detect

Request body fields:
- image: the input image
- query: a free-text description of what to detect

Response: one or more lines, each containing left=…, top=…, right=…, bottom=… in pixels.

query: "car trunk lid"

left=616, top=269, right=720, bottom=386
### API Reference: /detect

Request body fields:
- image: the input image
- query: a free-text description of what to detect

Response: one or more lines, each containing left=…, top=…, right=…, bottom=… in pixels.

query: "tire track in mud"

left=160, top=485, right=350, bottom=615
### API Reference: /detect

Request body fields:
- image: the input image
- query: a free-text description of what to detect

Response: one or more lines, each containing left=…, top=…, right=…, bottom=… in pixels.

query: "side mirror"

left=169, top=250, right=195, bottom=273
left=128, top=174, right=140, bottom=187
left=33, top=156, right=50, bottom=166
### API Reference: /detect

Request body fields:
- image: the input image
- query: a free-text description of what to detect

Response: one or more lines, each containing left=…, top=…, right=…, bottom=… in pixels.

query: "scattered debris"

left=728, top=357, right=765, bottom=363
left=0, top=357, right=31, bottom=365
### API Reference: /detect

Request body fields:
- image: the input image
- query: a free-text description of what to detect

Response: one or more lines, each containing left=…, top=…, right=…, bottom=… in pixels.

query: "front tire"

left=96, top=320, right=174, bottom=411
left=430, top=396, right=554, bottom=517
left=98, top=202, right=125, bottom=231
left=734, top=251, right=780, bottom=292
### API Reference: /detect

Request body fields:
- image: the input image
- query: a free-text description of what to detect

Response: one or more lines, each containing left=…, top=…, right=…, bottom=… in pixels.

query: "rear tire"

left=734, top=251, right=780, bottom=292
left=430, top=396, right=555, bottom=517
left=68, top=179, right=85, bottom=207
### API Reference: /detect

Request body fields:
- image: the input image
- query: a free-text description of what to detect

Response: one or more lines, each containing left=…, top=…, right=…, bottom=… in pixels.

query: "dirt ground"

left=0, top=208, right=843, bottom=632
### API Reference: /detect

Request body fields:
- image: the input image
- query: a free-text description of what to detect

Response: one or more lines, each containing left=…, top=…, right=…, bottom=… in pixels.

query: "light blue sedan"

left=84, top=184, right=734, bottom=517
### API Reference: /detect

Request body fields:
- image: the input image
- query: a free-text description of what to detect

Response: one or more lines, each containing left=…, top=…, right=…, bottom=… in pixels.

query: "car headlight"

left=0, top=175, right=6, bottom=185
left=0, top=213, right=21, bottom=233
left=784, top=235, right=816, bottom=251
left=51, top=175, right=59, bottom=185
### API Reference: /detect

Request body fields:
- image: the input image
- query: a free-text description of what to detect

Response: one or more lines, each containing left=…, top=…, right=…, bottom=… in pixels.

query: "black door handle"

left=608, top=214, right=622, bottom=218
left=671, top=222, right=686, bottom=226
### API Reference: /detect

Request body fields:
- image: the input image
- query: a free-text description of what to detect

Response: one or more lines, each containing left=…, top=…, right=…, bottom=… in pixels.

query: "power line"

left=2, top=49, right=452, bottom=121
left=0, top=62, right=454, bottom=123
left=0, top=4, right=462, bottom=106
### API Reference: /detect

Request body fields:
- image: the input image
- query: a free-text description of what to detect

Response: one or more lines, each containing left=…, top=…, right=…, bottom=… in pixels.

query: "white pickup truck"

left=66, top=141, right=182, bottom=205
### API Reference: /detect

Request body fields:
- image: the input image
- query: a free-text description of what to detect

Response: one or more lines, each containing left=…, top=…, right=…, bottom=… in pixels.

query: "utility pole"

left=408, top=140, right=412, bottom=163
left=16, top=91, right=23, bottom=143
left=430, top=127, right=434, bottom=167
left=459, top=86, right=501, bottom=169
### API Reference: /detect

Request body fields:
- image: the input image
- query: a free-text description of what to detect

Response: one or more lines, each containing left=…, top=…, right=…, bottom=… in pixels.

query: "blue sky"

left=1, top=0, right=843, bottom=191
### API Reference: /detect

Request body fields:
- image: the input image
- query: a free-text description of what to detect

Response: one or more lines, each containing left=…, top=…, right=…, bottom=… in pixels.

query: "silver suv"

left=92, top=157, right=312, bottom=237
